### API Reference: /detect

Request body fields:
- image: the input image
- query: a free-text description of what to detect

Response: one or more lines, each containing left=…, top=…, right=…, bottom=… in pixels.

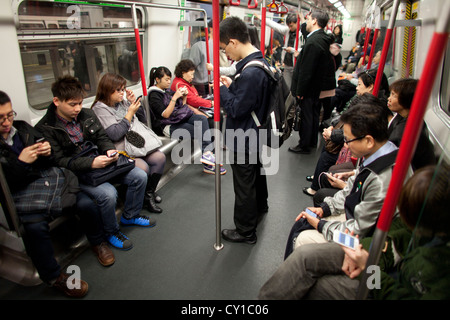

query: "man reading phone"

left=294, top=99, right=408, bottom=247
left=36, top=76, right=153, bottom=251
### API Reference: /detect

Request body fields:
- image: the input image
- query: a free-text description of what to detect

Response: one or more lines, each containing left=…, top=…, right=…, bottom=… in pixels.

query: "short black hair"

left=286, top=13, right=297, bottom=25
left=311, top=10, right=329, bottom=29
left=219, top=16, right=249, bottom=45
left=51, top=75, right=85, bottom=101
left=0, top=91, right=11, bottom=105
left=340, top=95, right=389, bottom=142
left=389, top=78, right=418, bottom=110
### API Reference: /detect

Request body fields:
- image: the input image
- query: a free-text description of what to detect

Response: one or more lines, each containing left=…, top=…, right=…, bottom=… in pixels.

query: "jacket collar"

left=235, top=50, right=265, bottom=74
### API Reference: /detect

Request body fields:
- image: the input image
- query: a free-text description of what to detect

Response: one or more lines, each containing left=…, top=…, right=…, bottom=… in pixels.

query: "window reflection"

left=20, top=38, right=142, bottom=109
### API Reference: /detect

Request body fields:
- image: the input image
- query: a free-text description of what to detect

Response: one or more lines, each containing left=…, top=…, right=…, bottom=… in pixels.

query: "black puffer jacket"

left=35, top=103, right=115, bottom=173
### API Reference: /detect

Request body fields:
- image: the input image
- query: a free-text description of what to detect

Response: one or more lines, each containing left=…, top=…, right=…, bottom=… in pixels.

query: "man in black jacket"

left=36, top=76, right=154, bottom=252
left=290, top=10, right=335, bottom=154
left=0, top=90, right=111, bottom=297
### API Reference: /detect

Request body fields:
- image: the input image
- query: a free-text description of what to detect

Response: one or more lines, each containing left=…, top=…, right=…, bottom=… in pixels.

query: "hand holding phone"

left=333, top=230, right=359, bottom=250
left=305, top=208, right=318, bottom=219
left=108, top=151, right=118, bottom=158
left=35, top=137, right=45, bottom=143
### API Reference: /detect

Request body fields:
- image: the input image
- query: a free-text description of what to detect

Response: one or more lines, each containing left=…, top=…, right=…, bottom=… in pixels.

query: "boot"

left=145, top=174, right=162, bottom=213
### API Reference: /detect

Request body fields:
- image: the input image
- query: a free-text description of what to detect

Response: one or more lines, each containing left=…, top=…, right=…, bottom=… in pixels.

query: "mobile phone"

left=136, top=95, right=142, bottom=101
left=333, top=230, right=359, bottom=250
left=108, top=151, right=118, bottom=157
left=305, top=208, right=318, bottom=219
left=35, top=137, right=45, bottom=143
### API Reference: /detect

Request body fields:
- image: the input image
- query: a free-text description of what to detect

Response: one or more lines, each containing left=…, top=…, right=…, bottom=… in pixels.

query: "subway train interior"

left=0, top=0, right=449, bottom=303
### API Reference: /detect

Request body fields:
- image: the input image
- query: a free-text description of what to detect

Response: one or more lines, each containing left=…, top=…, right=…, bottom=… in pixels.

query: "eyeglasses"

left=344, top=135, right=366, bottom=144
left=0, top=111, right=17, bottom=125
left=220, top=42, right=230, bottom=53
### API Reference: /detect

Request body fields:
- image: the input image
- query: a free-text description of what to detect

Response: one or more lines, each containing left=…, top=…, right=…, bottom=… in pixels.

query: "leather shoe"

left=305, top=175, right=314, bottom=182
left=288, top=145, right=311, bottom=154
left=302, top=187, right=316, bottom=196
left=92, top=242, right=115, bottom=266
left=222, top=229, right=257, bottom=244
left=52, top=272, right=88, bottom=298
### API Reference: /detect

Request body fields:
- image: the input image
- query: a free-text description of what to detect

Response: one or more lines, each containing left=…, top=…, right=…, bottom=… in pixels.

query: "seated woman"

left=170, top=59, right=213, bottom=118
left=303, top=69, right=389, bottom=197
left=387, top=78, right=435, bottom=170
left=148, top=66, right=225, bottom=175
left=91, top=72, right=166, bottom=213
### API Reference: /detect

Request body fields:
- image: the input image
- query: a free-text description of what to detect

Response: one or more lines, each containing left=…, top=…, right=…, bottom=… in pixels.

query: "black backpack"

left=241, top=60, right=292, bottom=148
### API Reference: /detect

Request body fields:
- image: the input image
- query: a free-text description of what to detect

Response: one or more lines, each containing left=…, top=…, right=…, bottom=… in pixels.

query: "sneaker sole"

left=120, top=220, right=156, bottom=228
left=200, top=158, right=224, bottom=167
left=203, top=168, right=226, bottom=175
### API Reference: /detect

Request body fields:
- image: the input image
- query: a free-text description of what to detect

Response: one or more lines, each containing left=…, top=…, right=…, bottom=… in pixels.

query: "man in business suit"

left=289, top=10, right=335, bottom=154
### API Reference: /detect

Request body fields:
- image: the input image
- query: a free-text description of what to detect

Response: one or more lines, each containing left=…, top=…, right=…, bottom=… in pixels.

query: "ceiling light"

left=328, top=0, right=339, bottom=3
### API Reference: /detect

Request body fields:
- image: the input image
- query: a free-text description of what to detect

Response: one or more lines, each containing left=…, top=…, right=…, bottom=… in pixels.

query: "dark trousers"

left=298, top=97, right=321, bottom=149
left=21, top=192, right=104, bottom=283
left=310, top=147, right=339, bottom=191
left=230, top=152, right=268, bottom=236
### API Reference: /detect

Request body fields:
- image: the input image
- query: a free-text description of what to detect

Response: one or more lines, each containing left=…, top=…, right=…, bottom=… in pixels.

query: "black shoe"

left=145, top=192, right=163, bottom=213
left=154, top=192, right=162, bottom=204
left=288, top=145, right=311, bottom=154
left=221, top=229, right=257, bottom=244
left=306, top=175, right=314, bottom=182
left=302, top=187, right=316, bottom=196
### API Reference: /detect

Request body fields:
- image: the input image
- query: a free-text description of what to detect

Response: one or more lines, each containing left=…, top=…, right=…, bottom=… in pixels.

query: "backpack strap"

left=236, top=60, right=276, bottom=127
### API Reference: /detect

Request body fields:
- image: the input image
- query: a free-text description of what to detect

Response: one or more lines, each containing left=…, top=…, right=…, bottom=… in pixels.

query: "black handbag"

left=71, top=141, right=135, bottom=187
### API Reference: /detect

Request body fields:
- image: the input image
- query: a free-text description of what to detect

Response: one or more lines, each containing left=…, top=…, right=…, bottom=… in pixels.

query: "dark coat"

left=0, top=121, right=52, bottom=193
left=291, top=29, right=335, bottom=99
left=35, top=103, right=115, bottom=173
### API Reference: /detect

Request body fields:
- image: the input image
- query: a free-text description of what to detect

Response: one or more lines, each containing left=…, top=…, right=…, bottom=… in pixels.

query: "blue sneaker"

left=203, top=164, right=226, bottom=175
left=120, top=215, right=156, bottom=228
left=107, top=231, right=133, bottom=250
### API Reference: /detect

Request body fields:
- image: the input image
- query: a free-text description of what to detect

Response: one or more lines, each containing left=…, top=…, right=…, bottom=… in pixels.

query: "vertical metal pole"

left=373, top=0, right=400, bottom=96
left=356, top=2, right=449, bottom=299
left=132, top=4, right=147, bottom=96
left=260, top=0, right=266, bottom=53
left=212, top=0, right=223, bottom=251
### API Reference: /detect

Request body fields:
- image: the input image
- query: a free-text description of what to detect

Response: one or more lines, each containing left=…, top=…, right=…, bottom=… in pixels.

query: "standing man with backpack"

left=289, top=10, right=335, bottom=154
left=219, top=17, right=272, bottom=244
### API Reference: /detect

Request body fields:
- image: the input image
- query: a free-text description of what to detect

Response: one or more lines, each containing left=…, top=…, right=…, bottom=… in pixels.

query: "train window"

left=440, top=44, right=450, bottom=117
left=19, top=37, right=142, bottom=110
left=17, top=0, right=142, bottom=30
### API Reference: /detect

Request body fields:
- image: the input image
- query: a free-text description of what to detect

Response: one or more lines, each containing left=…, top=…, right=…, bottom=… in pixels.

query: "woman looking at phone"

left=92, top=73, right=166, bottom=213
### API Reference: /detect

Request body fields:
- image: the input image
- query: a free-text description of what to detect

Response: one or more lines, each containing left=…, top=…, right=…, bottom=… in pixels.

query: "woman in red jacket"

left=170, top=59, right=214, bottom=126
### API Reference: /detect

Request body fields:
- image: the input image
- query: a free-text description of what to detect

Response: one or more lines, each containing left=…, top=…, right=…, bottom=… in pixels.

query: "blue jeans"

left=170, top=114, right=212, bottom=153
left=79, top=166, right=147, bottom=236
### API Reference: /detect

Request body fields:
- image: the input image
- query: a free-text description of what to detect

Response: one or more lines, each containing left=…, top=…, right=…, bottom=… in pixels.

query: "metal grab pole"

left=212, top=0, right=223, bottom=251
left=260, top=0, right=266, bottom=53
left=356, top=2, right=450, bottom=300
left=373, top=0, right=400, bottom=96
left=131, top=4, right=147, bottom=96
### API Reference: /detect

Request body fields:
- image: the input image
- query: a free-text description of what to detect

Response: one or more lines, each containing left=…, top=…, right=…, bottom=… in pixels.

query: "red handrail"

left=260, top=3, right=266, bottom=53
left=366, top=28, right=379, bottom=69
left=131, top=4, right=147, bottom=96
left=229, top=0, right=240, bottom=5
left=356, top=0, right=449, bottom=299
left=248, top=0, right=258, bottom=9
left=361, top=27, right=371, bottom=66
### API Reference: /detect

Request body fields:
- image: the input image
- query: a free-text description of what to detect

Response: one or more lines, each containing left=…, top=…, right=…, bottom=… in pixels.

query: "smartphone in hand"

left=333, top=230, right=359, bottom=250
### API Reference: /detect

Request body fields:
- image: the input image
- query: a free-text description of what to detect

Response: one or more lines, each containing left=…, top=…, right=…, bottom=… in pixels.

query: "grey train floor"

left=0, top=135, right=324, bottom=300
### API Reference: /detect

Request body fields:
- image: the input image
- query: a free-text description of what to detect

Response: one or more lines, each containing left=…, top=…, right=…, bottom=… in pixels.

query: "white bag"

left=125, top=117, right=162, bottom=157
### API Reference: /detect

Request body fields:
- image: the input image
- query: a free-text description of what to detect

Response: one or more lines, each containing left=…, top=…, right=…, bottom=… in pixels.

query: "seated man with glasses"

left=286, top=99, right=404, bottom=254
